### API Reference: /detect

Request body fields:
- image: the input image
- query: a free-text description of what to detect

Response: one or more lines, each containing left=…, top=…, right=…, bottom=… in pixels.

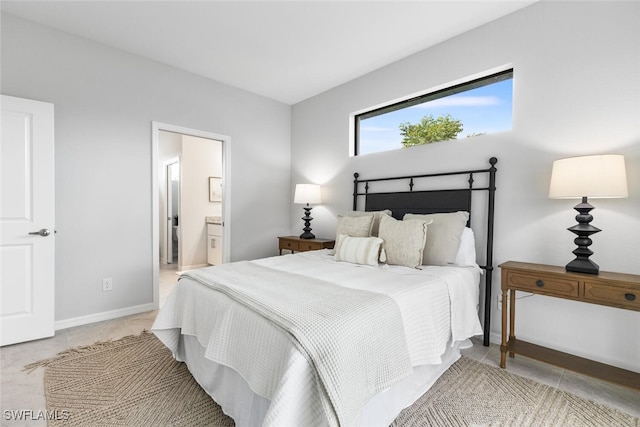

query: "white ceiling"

left=1, top=1, right=537, bottom=104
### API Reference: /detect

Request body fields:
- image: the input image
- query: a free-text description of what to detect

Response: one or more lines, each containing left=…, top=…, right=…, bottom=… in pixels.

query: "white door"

left=1, top=95, right=55, bottom=346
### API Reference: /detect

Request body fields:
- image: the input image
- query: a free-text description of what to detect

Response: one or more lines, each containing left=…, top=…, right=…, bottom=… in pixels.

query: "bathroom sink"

left=205, top=216, right=222, bottom=224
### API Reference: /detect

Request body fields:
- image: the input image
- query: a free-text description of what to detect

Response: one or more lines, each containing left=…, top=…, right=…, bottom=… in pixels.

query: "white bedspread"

left=176, top=260, right=412, bottom=426
left=152, top=250, right=482, bottom=426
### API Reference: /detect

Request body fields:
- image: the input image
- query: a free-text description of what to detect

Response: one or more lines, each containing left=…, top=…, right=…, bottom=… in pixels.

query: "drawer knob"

left=625, top=293, right=636, bottom=302
left=535, top=279, right=545, bottom=287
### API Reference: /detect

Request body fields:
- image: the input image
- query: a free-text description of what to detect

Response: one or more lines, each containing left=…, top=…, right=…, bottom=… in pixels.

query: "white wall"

left=291, top=1, right=640, bottom=372
left=1, top=13, right=292, bottom=324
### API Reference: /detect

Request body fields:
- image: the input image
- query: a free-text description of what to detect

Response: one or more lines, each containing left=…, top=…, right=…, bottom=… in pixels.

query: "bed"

left=152, top=157, right=498, bottom=427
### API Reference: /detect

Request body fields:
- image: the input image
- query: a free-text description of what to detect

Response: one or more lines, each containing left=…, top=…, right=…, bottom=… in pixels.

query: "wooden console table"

left=499, top=261, right=640, bottom=390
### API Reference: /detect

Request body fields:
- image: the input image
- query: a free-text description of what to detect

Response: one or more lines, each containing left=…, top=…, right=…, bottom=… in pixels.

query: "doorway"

left=151, top=122, right=231, bottom=310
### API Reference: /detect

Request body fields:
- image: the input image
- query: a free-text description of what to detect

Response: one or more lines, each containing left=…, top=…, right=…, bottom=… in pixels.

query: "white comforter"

left=152, top=250, right=482, bottom=426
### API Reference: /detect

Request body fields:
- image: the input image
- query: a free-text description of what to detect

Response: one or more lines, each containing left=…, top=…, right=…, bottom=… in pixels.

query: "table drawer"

left=584, top=282, right=640, bottom=310
left=506, top=272, right=579, bottom=297
left=299, top=241, right=323, bottom=252
left=279, top=239, right=300, bottom=251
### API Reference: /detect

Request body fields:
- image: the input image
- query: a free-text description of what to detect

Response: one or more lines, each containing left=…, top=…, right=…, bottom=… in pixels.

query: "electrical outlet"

left=102, top=278, right=113, bottom=292
left=497, top=294, right=503, bottom=310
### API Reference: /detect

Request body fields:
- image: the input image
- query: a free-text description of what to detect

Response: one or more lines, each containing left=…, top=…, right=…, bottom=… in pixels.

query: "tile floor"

left=1, top=263, right=639, bottom=426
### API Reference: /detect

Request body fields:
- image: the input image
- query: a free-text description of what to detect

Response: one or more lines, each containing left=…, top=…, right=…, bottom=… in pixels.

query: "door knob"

left=29, top=228, right=51, bottom=237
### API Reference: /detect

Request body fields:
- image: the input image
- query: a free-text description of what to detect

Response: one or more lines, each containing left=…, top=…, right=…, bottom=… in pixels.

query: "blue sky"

left=358, top=79, right=513, bottom=155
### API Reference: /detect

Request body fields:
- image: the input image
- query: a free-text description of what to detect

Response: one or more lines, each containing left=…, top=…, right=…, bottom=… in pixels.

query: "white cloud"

left=414, top=96, right=501, bottom=108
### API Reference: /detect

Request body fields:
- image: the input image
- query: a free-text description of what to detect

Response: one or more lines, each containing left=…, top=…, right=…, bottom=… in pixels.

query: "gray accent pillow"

left=335, top=214, right=374, bottom=246
left=404, top=211, right=469, bottom=266
left=378, top=215, right=431, bottom=269
left=339, top=210, right=391, bottom=237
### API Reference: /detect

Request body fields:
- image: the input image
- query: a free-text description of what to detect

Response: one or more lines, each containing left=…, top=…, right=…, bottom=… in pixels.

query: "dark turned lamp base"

left=566, top=258, right=599, bottom=275
left=299, top=206, right=315, bottom=240
left=565, top=196, right=600, bottom=275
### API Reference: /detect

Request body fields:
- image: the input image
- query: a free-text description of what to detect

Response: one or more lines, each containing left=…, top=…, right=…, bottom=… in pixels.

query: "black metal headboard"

left=352, top=157, right=497, bottom=346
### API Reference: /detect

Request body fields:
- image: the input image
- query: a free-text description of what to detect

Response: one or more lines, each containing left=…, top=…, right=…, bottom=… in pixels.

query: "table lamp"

left=549, top=154, right=628, bottom=274
left=294, top=184, right=321, bottom=239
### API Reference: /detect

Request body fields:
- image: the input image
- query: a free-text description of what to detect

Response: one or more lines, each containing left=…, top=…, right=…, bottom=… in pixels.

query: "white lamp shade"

left=294, top=184, right=321, bottom=205
left=549, top=154, right=628, bottom=199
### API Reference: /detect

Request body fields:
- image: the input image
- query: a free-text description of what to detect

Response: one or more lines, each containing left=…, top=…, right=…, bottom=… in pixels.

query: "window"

left=354, top=69, right=513, bottom=156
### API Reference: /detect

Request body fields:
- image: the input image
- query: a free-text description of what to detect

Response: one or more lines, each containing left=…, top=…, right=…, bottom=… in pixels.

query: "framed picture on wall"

left=209, top=177, right=222, bottom=202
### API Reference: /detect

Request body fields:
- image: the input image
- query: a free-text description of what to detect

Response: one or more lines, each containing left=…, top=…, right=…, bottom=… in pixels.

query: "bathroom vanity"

left=206, top=217, right=223, bottom=265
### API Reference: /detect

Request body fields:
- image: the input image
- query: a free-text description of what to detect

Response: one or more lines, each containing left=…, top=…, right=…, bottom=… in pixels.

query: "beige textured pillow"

left=335, top=214, right=374, bottom=244
left=334, top=234, right=383, bottom=266
left=339, top=210, right=392, bottom=237
left=378, top=215, right=431, bottom=269
left=404, top=211, right=470, bottom=266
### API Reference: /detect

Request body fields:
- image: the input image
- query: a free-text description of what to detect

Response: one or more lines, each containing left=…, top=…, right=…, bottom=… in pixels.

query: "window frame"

left=353, top=68, right=513, bottom=156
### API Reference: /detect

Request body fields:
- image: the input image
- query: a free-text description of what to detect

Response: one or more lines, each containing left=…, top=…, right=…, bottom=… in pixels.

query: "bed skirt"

left=176, top=333, right=466, bottom=427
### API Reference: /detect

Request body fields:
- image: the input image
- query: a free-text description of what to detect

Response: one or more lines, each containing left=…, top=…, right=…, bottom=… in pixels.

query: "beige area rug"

left=27, top=332, right=638, bottom=426
left=27, top=332, right=234, bottom=426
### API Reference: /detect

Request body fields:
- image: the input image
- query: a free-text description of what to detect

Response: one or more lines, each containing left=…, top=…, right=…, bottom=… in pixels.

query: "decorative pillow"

left=339, top=210, right=392, bottom=237
left=404, top=211, right=470, bottom=266
left=454, top=227, right=477, bottom=266
left=335, top=214, right=374, bottom=243
left=334, top=234, right=383, bottom=266
left=378, top=215, right=431, bottom=269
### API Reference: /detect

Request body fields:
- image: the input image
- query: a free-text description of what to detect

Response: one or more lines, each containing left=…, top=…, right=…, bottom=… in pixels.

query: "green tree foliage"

left=399, top=114, right=464, bottom=147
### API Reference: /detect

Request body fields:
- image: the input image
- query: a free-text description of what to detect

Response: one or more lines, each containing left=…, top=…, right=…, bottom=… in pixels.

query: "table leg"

left=509, top=289, right=516, bottom=357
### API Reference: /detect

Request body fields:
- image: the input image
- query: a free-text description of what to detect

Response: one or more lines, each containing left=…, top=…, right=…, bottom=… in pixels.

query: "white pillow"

left=378, top=215, right=432, bottom=269
left=454, top=227, right=477, bottom=266
left=403, top=211, right=469, bottom=266
left=334, top=234, right=383, bottom=266
left=338, top=210, right=391, bottom=237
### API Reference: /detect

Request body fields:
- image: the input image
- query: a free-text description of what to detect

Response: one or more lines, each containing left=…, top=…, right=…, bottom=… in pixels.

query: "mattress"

left=152, top=250, right=483, bottom=426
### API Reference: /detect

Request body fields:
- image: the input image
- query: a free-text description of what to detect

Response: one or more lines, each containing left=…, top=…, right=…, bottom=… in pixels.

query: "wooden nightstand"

left=278, top=236, right=335, bottom=255
left=499, top=261, right=640, bottom=390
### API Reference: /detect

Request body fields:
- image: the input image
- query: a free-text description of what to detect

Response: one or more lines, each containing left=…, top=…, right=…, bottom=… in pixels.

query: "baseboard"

left=179, top=263, right=209, bottom=271
left=489, top=330, right=501, bottom=345
left=54, top=303, right=155, bottom=331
